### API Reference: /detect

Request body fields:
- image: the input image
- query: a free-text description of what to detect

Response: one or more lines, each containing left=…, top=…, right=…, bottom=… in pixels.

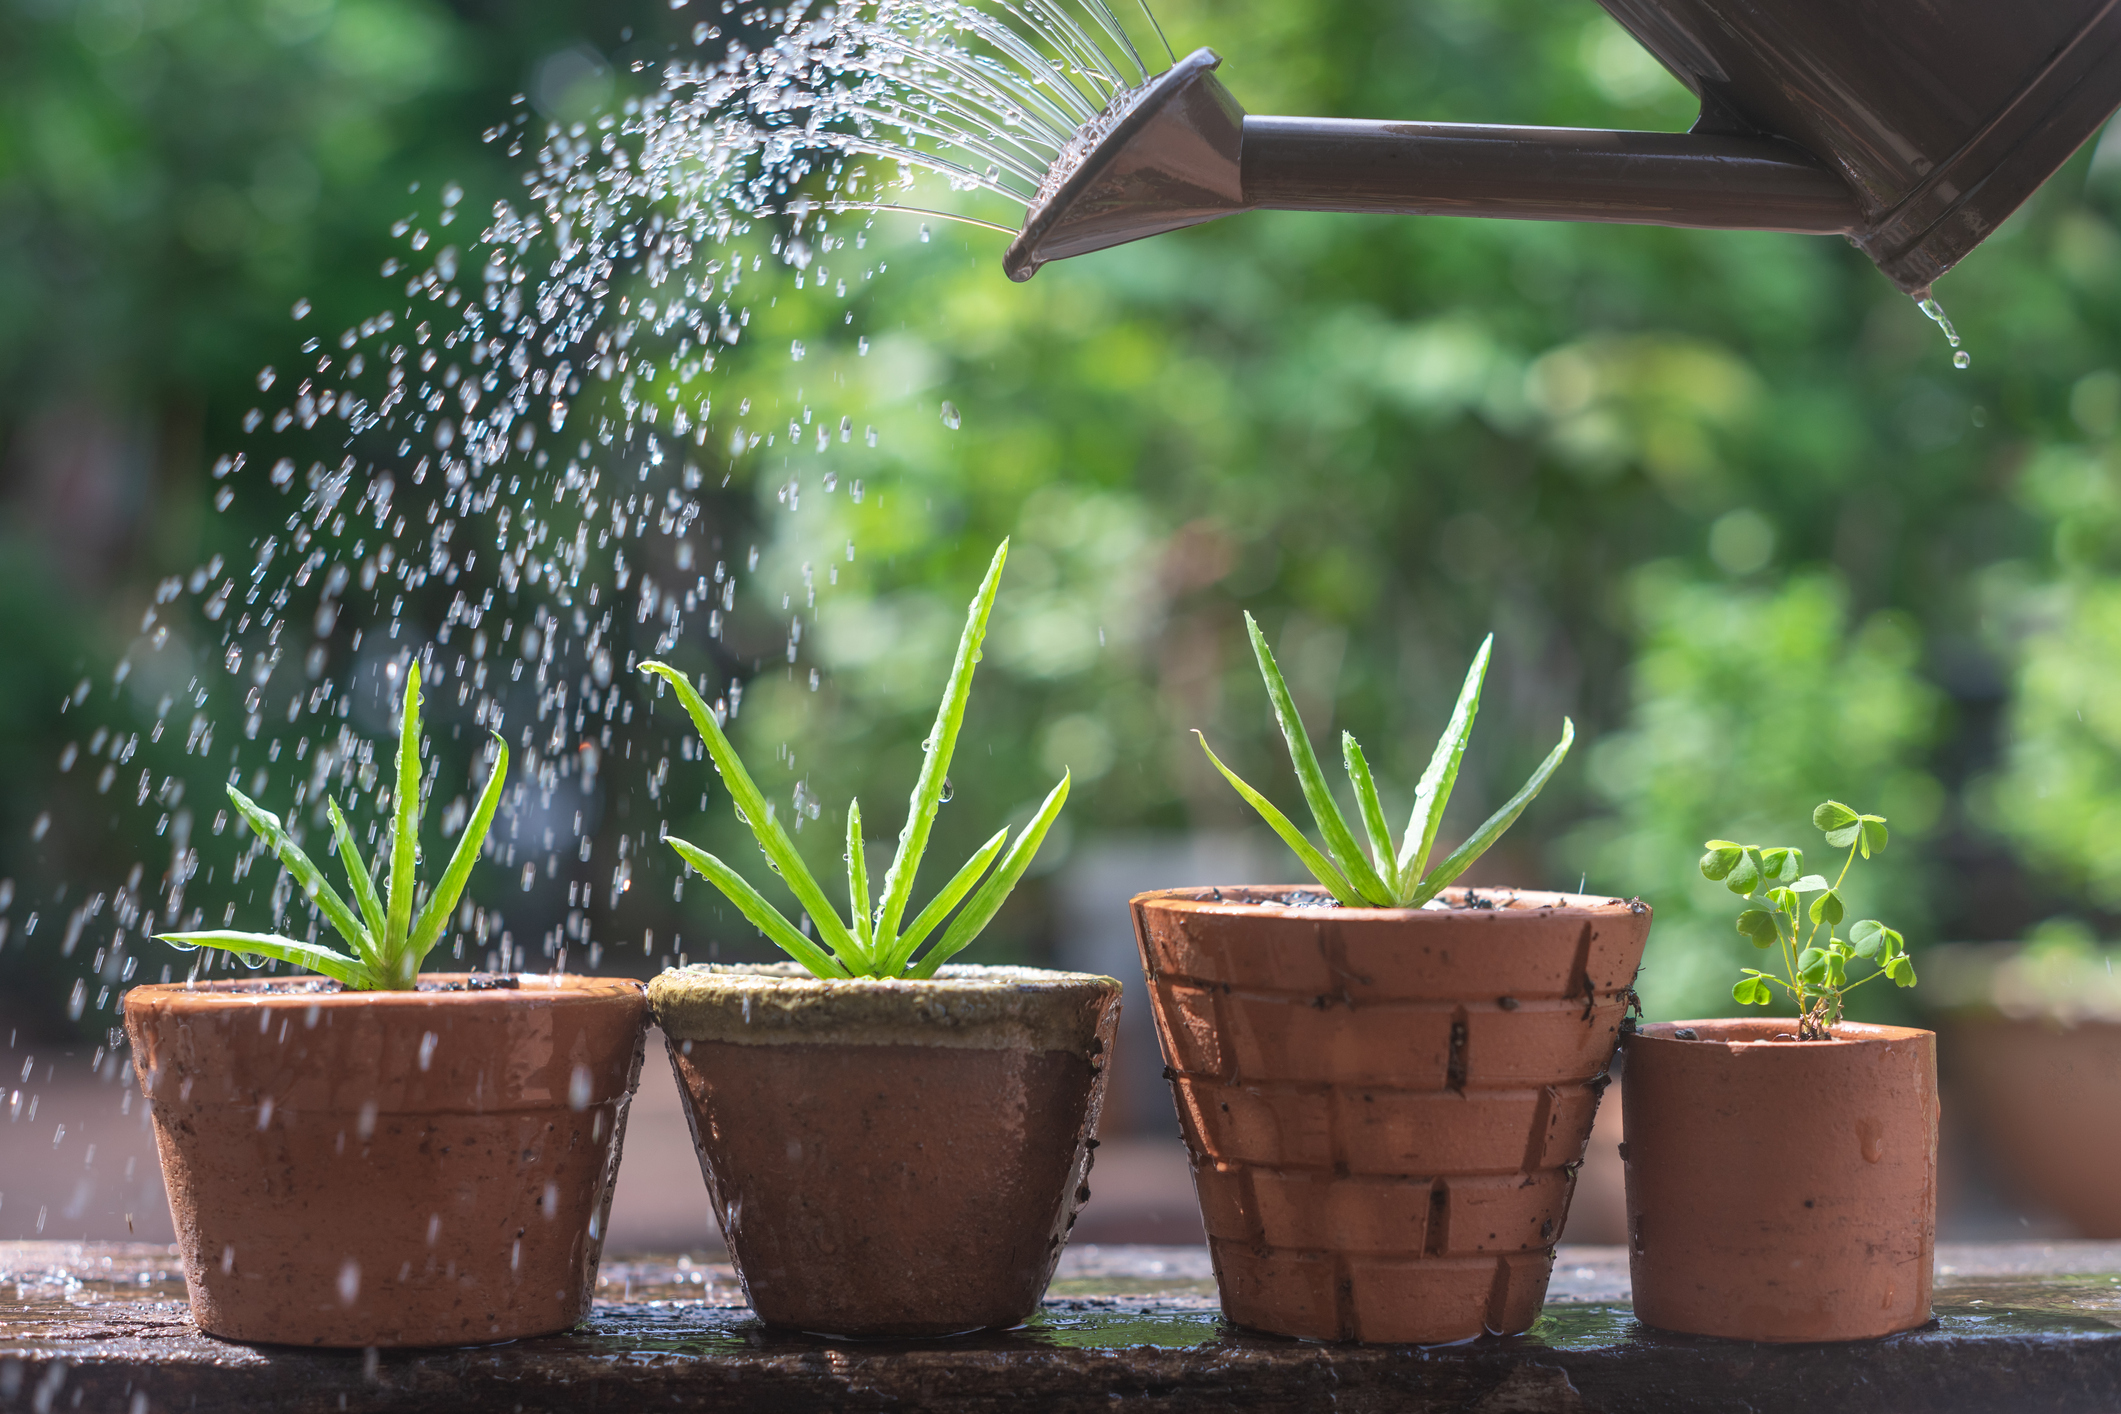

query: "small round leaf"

left=1813, top=801, right=1859, bottom=831
left=1700, top=844, right=1743, bottom=881
left=1736, top=909, right=1778, bottom=947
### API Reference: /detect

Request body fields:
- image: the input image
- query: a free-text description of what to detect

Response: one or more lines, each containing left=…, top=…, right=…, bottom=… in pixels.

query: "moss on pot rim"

left=648, top=963, right=1120, bottom=1054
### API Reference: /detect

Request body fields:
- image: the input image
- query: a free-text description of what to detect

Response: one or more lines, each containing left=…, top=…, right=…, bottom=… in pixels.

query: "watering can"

left=1005, top=0, right=2121, bottom=295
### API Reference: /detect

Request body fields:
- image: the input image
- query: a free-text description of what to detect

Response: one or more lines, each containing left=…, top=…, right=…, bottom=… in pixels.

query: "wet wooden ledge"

left=5, top=1241, right=2121, bottom=1413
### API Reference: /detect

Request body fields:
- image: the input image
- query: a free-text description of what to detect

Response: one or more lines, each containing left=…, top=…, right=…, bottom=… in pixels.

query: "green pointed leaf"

left=1398, top=635, right=1491, bottom=884
left=408, top=736, right=510, bottom=975
left=1700, top=842, right=1743, bottom=881
left=327, top=799, right=386, bottom=964
left=1243, top=614, right=1390, bottom=902
left=640, top=661, right=863, bottom=969
left=874, top=541, right=1010, bottom=954
left=1194, top=731, right=1359, bottom=905
left=383, top=663, right=425, bottom=970
left=154, top=931, right=368, bottom=989
left=885, top=827, right=1009, bottom=974
left=225, top=785, right=371, bottom=968
left=906, top=772, right=1071, bottom=978
left=1810, top=888, right=1844, bottom=926
left=1414, top=717, right=1575, bottom=904
left=1342, top=732, right=1397, bottom=891
left=846, top=798, right=872, bottom=956
left=1789, top=874, right=1833, bottom=893
left=1725, top=849, right=1761, bottom=894
left=664, top=836, right=849, bottom=979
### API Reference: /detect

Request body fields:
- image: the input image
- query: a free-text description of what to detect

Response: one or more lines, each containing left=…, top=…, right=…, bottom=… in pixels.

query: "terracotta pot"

left=1943, top=1012, right=2121, bottom=1236
left=122, top=974, right=647, bottom=1347
left=1622, top=1018, right=1938, bottom=1341
left=1132, top=886, right=1651, bottom=1343
left=648, top=963, right=1122, bottom=1337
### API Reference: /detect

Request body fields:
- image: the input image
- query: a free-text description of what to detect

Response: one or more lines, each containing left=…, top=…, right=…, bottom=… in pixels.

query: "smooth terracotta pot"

left=123, top=974, right=647, bottom=1347
left=649, top=963, right=1122, bottom=1337
left=1132, top=886, right=1651, bottom=1344
left=1622, top=1019, right=1938, bottom=1342
left=1942, top=1012, right=2121, bottom=1236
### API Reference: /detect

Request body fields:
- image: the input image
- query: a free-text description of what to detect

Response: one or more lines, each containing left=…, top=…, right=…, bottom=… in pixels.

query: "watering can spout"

left=1010, top=0, right=2121, bottom=295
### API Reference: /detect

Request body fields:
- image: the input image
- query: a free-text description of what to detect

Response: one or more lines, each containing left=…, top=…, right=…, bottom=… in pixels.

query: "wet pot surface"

left=651, top=964, right=1122, bottom=1338
left=1622, top=1018, right=1938, bottom=1342
left=123, top=974, right=648, bottom=1348
left=1133, top=886, right=1651, bottom=1345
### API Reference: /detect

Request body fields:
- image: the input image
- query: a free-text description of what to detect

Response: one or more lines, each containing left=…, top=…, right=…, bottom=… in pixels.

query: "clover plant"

left=1197, top=618, right=1573, bottom=907
left=1701, top=800, right=1917, bottom=1038
left=156, top=663, right=510, bottom=989
left=645, top=539, right=1068, bottom=980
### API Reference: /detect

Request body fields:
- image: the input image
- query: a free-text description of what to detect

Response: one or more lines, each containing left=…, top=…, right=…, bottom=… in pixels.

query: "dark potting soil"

left=151, top=975, right=521, bottom=995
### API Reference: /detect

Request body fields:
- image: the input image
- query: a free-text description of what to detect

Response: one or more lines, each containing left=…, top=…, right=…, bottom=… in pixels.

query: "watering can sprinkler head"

left=1008, top=0, right=2121, bottom=297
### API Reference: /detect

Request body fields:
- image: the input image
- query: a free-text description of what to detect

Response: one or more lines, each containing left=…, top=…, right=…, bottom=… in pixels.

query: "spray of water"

left=6, top=0, right=1170, bottom=1230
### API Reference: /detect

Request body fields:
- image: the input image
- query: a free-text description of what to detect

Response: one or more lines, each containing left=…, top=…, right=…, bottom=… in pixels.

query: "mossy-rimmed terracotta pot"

left=1622, top=1018, right=1938, bottom=1341
left=648, top=962, right=1121, bottom=1337
left=122, top=974, right=647, bottom=1347
left=1132, top=886, right=1651, bottom=1344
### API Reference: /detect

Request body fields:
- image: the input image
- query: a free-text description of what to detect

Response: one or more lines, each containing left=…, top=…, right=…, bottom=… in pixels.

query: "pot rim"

left=1132, top=883, right=1648, bottom=921
left=1632, top=1017, right=1934, bottom=1048
left=648, top=962, right=1119, bottom=1053
left=122, top=972, right=643, bottom=1015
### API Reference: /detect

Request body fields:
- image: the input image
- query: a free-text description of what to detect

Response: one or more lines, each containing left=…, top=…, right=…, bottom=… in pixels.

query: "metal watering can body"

left=1005, top=0, right=2121, bottom=295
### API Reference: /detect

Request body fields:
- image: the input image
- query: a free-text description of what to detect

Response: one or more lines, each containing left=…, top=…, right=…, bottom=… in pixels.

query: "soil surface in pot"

left=123, top=973, right=648, bottom=1348
left=1133, top=885, right=1651, bottom=1344
left=649, top=963, right=1122, bottom=1337
left=1622, top=1018, right=1937, bottom=1342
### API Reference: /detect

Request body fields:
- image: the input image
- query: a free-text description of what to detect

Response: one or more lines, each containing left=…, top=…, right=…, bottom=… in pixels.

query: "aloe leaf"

left=885, top=826, right=1008, bottom=974
left=1413, top=717, right=1575, bottom=903
left=1242, top=614, right=1390, bottom=901
left=664, top=836, right=850, bottom=980
left=383, top=664, right=425, bottom=974
left=1342, top=732, right=1399, bottom=897
left=640, top=661, right=863, bottom=968
left=874, top=540, right=1009, bottom=955
left=906, top=772, right=1069, bottom=979
left=153, top=931, right=369, bottom=990
left=846, top=798, right=872, bottom=958
left=225, top=785, right=371, bottom=967
left=1194, top=731, right=1361, bottom=905
left=1397, top=635, right=1491, bottom=884
left=325, top=798, right=385, bottom=968
left=408, top=736, right=510, bottom=973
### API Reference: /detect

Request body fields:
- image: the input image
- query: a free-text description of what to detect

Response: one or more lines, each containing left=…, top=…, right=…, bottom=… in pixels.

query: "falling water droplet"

left=940, top=401, right=961, bottom=430
left=290, top=298, right=312, bottom=321
left=1953, top=349, right=1971, bottom=370
left=919, top=223, right=932, bottom=242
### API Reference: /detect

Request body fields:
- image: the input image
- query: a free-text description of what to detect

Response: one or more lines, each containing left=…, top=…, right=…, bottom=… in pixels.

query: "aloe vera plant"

left=645, top=539, right=1068, bottom=979
left=154, top=663, right=509, bottom=989
left=1198, top=616, right=1573, bottom=907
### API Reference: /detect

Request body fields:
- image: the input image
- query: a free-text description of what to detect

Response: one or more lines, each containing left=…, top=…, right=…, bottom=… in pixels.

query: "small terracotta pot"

left=648, top=963, right=1121, bottom=1337
left=1942, top=1012, right=2121, bottom=1236
left=123, top=974, right=647, bottom=1347
left=1132, top=886, right=1651, bottom=1344
left=1622, top=1019, right=1938, bottom=1341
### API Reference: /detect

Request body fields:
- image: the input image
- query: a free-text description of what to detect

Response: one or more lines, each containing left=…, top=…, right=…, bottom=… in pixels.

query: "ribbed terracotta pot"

left=649, top=963, right=1122, bottom=1337
left=1622, top=1019, right=1938, bottom=1341
left=122, top=974, right=647, bottom=1347
left=1133, top=886, right=1651, bottom=1344
left=1942, top=1013, right=2121, bottom=1236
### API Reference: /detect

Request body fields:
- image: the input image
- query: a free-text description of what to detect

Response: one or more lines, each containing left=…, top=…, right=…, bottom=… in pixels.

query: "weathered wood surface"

left=5, top=1242, right=2121, bottom=1412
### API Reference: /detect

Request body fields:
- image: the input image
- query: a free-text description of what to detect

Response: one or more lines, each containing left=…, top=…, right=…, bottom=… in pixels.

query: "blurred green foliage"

left=6, top=0, right=2121, bottom=1035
